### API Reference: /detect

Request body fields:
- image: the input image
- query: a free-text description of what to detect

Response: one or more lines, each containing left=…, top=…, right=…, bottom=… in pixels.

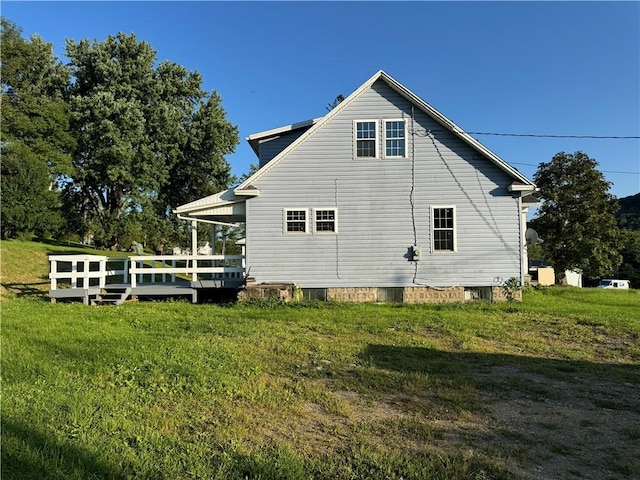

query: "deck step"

left=92, top=286, right=132, bottom=306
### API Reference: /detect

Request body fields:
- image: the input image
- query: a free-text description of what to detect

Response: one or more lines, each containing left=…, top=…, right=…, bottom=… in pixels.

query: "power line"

left=459, top=131, right=640, bottom=139
left=510, top=161, right=640, bottom=175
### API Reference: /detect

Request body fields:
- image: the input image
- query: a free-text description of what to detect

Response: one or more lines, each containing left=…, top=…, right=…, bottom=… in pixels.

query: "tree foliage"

left=64, top=32, right=238, bottom=248
left=0, top=18, right=74, bottom=238
left=618, top=229, right=640, bottom=287
left=531, top=151, right=621, bottom=281
left=617, top=193, right=640, bottom=231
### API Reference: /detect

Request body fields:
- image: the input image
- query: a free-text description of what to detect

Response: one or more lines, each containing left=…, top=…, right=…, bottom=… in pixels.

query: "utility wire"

left=510, top=161, right=640, bottom=175
left=458, top=131, right=639, bottom=139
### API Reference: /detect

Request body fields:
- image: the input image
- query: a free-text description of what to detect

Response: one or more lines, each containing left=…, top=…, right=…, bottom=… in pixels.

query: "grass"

left=2, top=239, right=640, bottom=479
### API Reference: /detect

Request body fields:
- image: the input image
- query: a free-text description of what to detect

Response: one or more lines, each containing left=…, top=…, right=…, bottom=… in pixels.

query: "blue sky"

left=4, top=1, right=639, bottom=200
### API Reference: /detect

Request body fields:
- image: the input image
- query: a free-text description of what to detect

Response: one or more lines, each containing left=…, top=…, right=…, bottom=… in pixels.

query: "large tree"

left=65, top=32, right=238, bottom=248
left=0, top=18, right=75, bottom=238
left=531, top=151, right=621, bottom=281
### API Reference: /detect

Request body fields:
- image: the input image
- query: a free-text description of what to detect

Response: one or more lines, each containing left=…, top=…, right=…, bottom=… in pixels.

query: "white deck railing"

left=128, top=255, right=244, bottom=287
left=49, top=254, right=245, bottom=291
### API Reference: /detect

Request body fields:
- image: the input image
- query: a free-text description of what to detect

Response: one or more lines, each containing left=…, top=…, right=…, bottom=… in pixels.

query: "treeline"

left=528, top=152, right=640, bottom=286
left=1, top=18, right=239, bottom=252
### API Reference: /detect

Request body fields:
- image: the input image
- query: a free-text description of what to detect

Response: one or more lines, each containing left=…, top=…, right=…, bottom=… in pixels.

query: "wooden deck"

left=48, top=254, right=245, bottom=304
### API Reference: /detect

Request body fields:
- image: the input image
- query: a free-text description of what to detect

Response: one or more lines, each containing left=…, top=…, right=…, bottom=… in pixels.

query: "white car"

left=597, top=279, right=630, bottom=289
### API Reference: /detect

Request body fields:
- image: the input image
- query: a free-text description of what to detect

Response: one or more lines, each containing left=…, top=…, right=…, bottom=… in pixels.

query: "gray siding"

left=246, top=80, right=522, bottom=288
left=258, top=129, right=309, bottom=168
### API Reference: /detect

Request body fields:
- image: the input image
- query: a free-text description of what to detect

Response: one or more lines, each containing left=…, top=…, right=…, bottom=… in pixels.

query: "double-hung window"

left=314, top=209, right=337, bottom=233
left=284, top=209, right=308, bottom=234
left=432, top=206, right=456, bottom=252
left=384, top=120, right=406, bottom=158
left=355, top=120, right=377, bottom=158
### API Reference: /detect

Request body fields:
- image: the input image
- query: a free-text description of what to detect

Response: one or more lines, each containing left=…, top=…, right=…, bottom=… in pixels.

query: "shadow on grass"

left=1, top=281, right=50, bottom=299
left=1, top=418, right=126, bottom=480
left=361, top=344, right=640, bottom=405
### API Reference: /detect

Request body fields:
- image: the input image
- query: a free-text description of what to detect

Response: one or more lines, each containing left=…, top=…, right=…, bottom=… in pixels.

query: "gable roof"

left=235, top=70, right=535, bottom=196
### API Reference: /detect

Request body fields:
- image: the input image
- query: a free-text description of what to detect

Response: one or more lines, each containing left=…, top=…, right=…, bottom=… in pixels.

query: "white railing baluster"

left=49, top=254, right=245, bottom=295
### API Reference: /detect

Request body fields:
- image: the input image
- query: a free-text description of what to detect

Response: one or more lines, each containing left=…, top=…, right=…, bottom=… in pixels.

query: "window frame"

left=313, top=208, right=338, bottom=234
left=283, top=208, right=309, bottom=235
left=353, top=120, right=379, bottom=159
left=383, top=119, right=407, bottom=158
left=431, top=206, right=457, bottom=253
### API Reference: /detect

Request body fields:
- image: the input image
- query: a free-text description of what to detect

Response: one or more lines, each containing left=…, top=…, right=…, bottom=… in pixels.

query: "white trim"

left=431, top=205, right=457, bottom=253
left=283, top=208, right=309, bottom=234
left=353, top=120, right=379, bottom=159
left=234, top=188, right=260, bottom=197
left=383, top=119, right=408, bottom=158
left=312, top=208, right=338, bottom=234
left=174, top=188, right=240, bottom=214
left=508, top=183, right=538, bottom=193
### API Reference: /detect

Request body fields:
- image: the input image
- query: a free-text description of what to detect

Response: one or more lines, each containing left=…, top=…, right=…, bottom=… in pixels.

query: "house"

left=175, top=71, right=538, bottom=302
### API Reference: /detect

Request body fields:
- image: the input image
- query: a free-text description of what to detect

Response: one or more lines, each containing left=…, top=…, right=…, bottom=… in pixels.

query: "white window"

left=354, top=120, right=378, bottom=158
left=314, top=209, right=338, bottom=233
left=431, top=206, right=456, bottom=252
left=384, top=120, right=406, bottom=158
left=284, top=209, right=308, bottom=234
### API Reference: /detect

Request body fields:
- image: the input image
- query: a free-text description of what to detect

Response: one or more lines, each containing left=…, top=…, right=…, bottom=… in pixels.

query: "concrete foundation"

left=326, top=287, right=378, bottom=302
left=240, top=283, right=521, bottom=303
left=404, top=286, right=465, bottom=303
left=237, top=283, right=296, bottom=302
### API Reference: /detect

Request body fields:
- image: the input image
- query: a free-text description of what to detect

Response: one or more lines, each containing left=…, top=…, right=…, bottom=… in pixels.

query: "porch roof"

left=173, top=188, right=246, bottom=223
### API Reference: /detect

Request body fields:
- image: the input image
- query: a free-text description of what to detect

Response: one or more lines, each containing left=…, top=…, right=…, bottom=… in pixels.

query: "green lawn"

left=2, top=240, right=640, bottom=479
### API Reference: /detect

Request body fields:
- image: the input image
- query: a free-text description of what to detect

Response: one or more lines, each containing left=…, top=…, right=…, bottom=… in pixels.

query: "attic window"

left=355, top=121, right=377, bottom=158
left=384, top=120, right=406, bottom=157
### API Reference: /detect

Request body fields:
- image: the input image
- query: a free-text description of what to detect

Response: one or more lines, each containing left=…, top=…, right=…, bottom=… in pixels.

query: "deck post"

left=131, top=258, right=137, bottom=288
left=50, top=258, right=58, bottom=290
left=123, top=258, right=129, bottom=285
left=241, top=243, right=246, bottom=276
left=152, top=259, right=157, bottom=284
left=99, top=258, right=107, bottom=289
left=71, top=260, right=78, bottom=289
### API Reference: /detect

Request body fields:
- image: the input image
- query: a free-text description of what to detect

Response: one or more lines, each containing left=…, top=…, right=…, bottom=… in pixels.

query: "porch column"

left=191, top=220, right=198, bottom=255
left=191, top=220, right=198, bottom=281
left=212, top=224, right=217, bottom=255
